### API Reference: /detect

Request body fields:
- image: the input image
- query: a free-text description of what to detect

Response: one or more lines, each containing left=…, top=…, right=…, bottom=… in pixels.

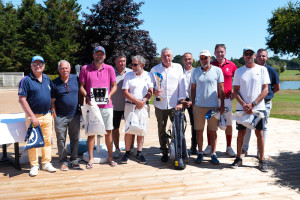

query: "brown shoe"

left=60, top=162, right=69, bottom=171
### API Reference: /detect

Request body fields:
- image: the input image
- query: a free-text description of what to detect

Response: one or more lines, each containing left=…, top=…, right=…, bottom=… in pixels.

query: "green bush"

left=47, top=74, right=59, bottom=81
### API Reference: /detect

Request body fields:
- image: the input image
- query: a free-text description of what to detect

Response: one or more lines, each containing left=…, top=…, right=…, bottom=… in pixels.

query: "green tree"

left=79, top=0, right=159, bottom=71
left=287, top=58, right=300, bottom=70
left=266, top=1, right=300, bottom=56
left=0, top=1, right=22, bottom=71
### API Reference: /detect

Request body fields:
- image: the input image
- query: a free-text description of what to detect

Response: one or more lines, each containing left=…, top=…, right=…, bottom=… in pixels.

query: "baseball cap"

left=31, top=55, right=45, bottom=63
left=199, top=50, right=211, bottom=57
left=243, top=47, right=255, bottom=54
left=94, top=46, right=106, bottom=54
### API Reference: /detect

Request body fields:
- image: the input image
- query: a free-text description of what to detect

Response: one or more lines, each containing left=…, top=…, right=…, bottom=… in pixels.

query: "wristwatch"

left=252, top=101, right=257, bottom=106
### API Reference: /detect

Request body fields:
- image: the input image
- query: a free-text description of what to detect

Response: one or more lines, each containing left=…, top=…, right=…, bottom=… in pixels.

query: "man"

left=18, top=55, right=56, bottom=176
left=111, top=53, right=132, bottom=159
left=181, top=53, right=197, bottom=155
left=231, top=47, right=270, bottom=172
left=242, top=49, right=280, bottom=157
left=150, top=47, right=186, bottom=162
left=51, top=60, right=82, bottom=171
left=191, top=50, right=225, bottom=165
left=121, top=55, right=153, bottom=164
left=203, top=44, right=237, bottom=157
left=79, top=46, right=118, bottom=168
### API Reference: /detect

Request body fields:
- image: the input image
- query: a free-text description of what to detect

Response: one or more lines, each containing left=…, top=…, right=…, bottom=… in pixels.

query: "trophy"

left=153, top=72, right=163, bottom=101
left=90, top=87, right=108, bottom=105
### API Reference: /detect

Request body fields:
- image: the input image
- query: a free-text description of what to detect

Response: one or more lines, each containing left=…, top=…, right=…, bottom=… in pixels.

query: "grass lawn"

left=279, top=69, right=300, bottom=81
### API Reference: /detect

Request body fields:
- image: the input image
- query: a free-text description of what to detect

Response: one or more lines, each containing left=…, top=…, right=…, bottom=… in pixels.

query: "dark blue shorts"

left=113, top=110, right=124, bottom=129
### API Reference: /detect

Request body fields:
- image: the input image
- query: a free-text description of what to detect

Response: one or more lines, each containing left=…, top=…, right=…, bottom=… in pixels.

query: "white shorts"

left=219, top=99, right=233, bottom=126
left=99, top=107, right=113, bottom=130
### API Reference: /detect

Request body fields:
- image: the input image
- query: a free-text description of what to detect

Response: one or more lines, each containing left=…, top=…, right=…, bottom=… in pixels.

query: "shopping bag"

left=218, top=114, right=227, bottom=130
left=124, top=106, right=148, bottom=136
left=24, top=124, right=45, bottom=150
left=232, top=111, right=264, bottom=130
left=81, top=103, right=106, bottom=135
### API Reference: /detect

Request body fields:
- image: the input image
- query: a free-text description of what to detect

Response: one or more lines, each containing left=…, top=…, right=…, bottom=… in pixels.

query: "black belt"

left=265, top=99, right=271, bottom=103
left=36, top=110, right=54, bottom=115
left=126, top=101, right=149, bottom=105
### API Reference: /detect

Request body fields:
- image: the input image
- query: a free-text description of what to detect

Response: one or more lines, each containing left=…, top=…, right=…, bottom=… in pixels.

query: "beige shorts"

left=193, top=106, right=218, bottom=131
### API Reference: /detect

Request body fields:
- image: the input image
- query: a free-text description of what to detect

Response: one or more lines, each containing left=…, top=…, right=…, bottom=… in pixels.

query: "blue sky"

left=11, top=0, right=295, bottom=60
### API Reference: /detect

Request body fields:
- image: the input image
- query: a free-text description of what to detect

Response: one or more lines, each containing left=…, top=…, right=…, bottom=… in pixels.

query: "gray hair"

left=132, top=55, right=146, bottom=66
left=113, top=53, right=127, bottom=61
left=58, top=60, right=71, bottom=70
left=161, top=47, right=172, bottom=55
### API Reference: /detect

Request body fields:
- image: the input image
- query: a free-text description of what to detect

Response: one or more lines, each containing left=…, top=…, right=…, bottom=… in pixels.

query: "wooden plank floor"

left=0, top=89, right=300, bottom=200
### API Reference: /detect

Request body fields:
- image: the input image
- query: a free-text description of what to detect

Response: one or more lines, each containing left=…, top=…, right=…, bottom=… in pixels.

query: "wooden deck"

left=0, top=89, right=300, bottom=200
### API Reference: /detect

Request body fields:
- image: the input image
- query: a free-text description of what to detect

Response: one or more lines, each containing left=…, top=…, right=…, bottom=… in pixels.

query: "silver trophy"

left=153, top=72, right=163, bottom=101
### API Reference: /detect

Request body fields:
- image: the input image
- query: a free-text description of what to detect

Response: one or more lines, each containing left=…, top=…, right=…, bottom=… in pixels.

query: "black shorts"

left=113, top=110, right=124, bottom=129
left=236, top=110, right=265, bottom=131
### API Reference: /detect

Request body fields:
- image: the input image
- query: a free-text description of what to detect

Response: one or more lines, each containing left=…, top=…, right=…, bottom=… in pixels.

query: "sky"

left=10, top=0, right=296, bottom=60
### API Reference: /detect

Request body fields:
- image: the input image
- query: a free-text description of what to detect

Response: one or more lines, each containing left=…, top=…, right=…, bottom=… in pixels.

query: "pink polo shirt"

left=79, top=62, right=116, bottom=108
left=211, top=58, right=237, bottom=98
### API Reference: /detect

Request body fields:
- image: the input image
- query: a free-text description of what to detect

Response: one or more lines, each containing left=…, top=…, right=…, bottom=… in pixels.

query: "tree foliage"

left=287, top=58, right=300, bottom=70
left=79, top=0, right=159, bottom=71
left=266, top=1, right=300, bottom=56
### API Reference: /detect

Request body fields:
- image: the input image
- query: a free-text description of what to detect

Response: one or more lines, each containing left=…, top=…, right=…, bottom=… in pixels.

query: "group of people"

left=18, top=43, right=279, bottom=177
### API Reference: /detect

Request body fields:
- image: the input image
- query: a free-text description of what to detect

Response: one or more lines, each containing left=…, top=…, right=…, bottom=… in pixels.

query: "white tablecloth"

left=0, top=113, right=26, bottom=145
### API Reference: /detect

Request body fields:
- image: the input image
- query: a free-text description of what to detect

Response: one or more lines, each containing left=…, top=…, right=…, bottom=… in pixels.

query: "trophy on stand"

left=153, top=72, right=163, bottom=101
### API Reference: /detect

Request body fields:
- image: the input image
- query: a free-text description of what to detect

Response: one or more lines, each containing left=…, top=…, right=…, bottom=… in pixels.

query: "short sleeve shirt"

left=265, top=65, right=280, bottom=100
left=51, top=74, right=80, bottom=117
left=122, top=70, right=153, bottom=101
left=191, top=65, right=224, bottom=107
left=79, top=62, right=116, bottom=108
left=211, top=58, right=237, bottom=98
left=233, top=64, right=271, bottom=111
left=18, top=73, right=51, bottom=114
left=111, top=67, right=132, bottom=111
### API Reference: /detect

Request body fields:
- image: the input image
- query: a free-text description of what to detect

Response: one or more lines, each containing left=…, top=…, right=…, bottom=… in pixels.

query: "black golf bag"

left=167, top=109, right=189, bottom=170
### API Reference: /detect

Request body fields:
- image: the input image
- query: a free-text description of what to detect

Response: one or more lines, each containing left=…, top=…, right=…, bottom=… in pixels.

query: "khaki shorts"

left=193, top=106, right=218, bottom=131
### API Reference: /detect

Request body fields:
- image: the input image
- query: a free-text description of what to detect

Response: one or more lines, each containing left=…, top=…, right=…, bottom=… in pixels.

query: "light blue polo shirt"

left=191, top=65, right=224, bottom=107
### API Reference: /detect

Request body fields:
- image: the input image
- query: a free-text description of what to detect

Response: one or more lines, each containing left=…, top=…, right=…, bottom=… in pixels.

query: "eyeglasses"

left=131, top=63, right=139, bottom=67
left=64, top=83, right=70, bottom=93
left=244, top=52, right=254, bottom=56
left=32, top=63, right=45, bottom=67
left=200, top=57, right=209, bottom=61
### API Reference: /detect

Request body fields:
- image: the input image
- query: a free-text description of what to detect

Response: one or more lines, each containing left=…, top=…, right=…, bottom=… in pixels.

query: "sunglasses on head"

left=244, top=52, right=254, bottom=56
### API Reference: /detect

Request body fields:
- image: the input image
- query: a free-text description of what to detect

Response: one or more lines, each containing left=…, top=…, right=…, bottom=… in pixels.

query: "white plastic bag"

left=123, top=105, right=148, bottom=136
left=218, top=114, right=227, bottom=130
left=81, top=103, right=106, bottom=135
left=232, top=111, right=264, bottom=130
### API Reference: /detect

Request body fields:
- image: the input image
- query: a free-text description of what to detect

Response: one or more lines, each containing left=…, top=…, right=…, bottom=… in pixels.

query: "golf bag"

left=167, top=109, right=189, bottom=170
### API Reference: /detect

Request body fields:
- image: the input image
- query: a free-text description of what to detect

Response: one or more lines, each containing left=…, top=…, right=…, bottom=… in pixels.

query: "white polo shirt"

left=183, top=67, right=195, bottom=99
left=122, top=70, right=153, bottom=101
left=150, top=62, right=186, bottom=109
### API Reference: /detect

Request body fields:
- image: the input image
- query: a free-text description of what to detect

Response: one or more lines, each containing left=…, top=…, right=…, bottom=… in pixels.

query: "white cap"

left=199, top=50, right=211, bottom=57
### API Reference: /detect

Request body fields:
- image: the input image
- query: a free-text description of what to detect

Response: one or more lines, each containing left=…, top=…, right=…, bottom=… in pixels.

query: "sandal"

left=108, top=160, right=118, bottom=167
left=86, top=163, right=93, bottom=169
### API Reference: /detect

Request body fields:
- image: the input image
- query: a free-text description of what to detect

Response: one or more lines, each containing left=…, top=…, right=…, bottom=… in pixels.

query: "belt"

left=126, top=101, right=149, bottom=105
left=265, top=99, right=271, bottom=103
left=36, top=110, right=54, bottom=115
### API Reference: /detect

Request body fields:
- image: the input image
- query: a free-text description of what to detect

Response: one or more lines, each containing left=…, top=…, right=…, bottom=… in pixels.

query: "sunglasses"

left=64, top=83, right=70, bottom=93
left=131, top=63, right=139, bottom=67
left=244, top=52, right=254, bottom=56
left=32, top=63, right=44, bottom=67
left=200, top=56, right=209, bottom=61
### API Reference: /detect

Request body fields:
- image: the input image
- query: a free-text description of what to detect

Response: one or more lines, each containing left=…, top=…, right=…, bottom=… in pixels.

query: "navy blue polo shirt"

left=51, top=74, right=79, bottom=117
left=265, top=65, right=280, bottom=100
left=18, top=73, right=51, bottom=114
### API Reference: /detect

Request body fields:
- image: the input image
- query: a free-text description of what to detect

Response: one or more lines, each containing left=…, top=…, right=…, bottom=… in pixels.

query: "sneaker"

left=195, top=153, right=203, bottom=164
left=60, top=162, right=69, bottom=171
left=203, top=145, right=211, bottom=155
left=71, top=160, right=80, bottom=169
left=113, top=149, right=121, bottom=159
left=258, top=160, right=269, bottom=172
left=161, top=154, right=169, bottom=162
left=231, top=157, right=243, bottom=169
left=29, top=166, right=39, bottom=177
left=121, top=153, right=130, bottom=164
left=211, top=154, right=220, bottom=165
left=226, top=146, right=236, bottom=157
left=42, top=162, right=57, bottom=173
left=241, top=149, right=248, bottom=158
left=136, top=154, right=147, bottom=164
left=189, top=147, right=197, bottom=155
left=130, top=148, right=135, bottom=156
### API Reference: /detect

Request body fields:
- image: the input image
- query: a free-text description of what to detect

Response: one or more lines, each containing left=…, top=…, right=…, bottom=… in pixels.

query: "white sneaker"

left=29, top=166, right=39, bottom=177
left=226, top=146, right=236, bottom=157
left=42, top=163, right=57, bottom=173
left=113, top=149, right=121, bottom=159
left=203, top=145, right=211, bottom=155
